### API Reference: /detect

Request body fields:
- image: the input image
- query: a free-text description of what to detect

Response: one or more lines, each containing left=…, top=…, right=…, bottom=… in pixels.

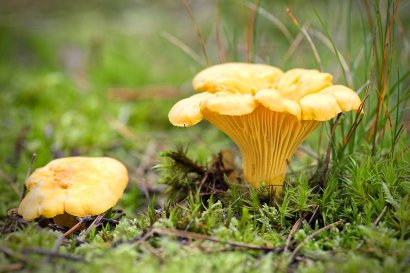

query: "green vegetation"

left=0, top=1, right=409, bottom=272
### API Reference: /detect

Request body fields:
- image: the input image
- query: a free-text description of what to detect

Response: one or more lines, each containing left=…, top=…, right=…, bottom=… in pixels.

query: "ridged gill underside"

left=204, top=106, right=319, bottom=192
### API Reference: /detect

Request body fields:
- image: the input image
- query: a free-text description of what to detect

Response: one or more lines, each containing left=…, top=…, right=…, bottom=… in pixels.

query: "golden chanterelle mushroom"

left=169, top=63, right=362, bottom=193
left=18, top=157, right=128, bottom=226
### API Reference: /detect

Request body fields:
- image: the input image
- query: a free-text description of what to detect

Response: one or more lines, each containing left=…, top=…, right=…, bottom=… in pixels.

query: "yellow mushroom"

left=169, top=63, right=362, bottom=193
left=18, top=157, right=128, bottom=226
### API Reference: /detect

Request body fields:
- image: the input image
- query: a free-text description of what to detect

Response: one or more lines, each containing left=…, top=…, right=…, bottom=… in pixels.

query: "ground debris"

left=1, top=209, right=125, bottom=238
left=159, top=147, right=242, bottom=201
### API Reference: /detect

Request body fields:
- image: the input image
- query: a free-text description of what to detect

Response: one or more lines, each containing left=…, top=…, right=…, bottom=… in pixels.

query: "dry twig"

left=246, top=0, right=260, bottom=62
left=284, top=218, right=303, bottom=252
left=373, top=206, right=388, bottom=226
left=116, top=227, right=281, bottom=253
left=63, top=218, right=85, bottom=238
left=289, top=220, right=344, bottom=261
left=181, top=0, right=210, bottom=66
left=77, top=214, right=105, bottom=243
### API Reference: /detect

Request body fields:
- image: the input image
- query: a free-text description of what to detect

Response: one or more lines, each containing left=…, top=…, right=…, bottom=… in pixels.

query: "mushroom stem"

left=204, top=106, right=319, bottom=193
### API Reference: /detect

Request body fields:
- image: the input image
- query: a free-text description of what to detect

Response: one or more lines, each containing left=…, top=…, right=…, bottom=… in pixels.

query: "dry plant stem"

left=344, top=97, right=367, bottom=145
left=126, top=228, right=281, bottom=253
left=77, top=214, right=105, bottom=243
left=370, top=0, right=400, bottom=154
left=246, top=0, right=259, bottom=62
left=373, top=206, right=388, bottom=226
left=319, top=113, right=342, bottom=189
left=181, top=0, right=210, bottom=66
left=215, top=0, right=225, bottom=63
left=284, top=218, right=303, bottom=252
left=63, top=218, right=84, bottom=237
left=151, top=228, right=280, bottom=252
left=307, top=205, right=320, bottom=225
left=289, top=220, right=344, bottom=261
left=204, top=106, right=319, bottom=192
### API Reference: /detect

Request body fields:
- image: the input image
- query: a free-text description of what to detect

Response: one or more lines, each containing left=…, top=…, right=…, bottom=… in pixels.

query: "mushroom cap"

left=193, top=63, right=284, bottom=94
left=169, top=63, right=362, bottom=125
left=18, top=157, right=129, bottom=221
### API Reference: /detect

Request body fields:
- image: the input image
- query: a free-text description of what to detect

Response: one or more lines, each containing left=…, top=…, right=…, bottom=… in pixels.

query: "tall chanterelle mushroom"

left=169, top=63, right=362, bottom=193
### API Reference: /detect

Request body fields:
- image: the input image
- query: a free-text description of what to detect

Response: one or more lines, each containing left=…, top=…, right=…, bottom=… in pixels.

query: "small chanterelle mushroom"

left=169, top=63, right=362, bottom=193
left=18, top=157, right=128, bottom=226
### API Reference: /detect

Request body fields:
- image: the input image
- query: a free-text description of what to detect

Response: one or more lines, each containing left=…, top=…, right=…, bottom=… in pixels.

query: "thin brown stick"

left=63, top=218, right=84, bottom=238
left=371, top=0, right=400, bottom=154
left=307, top=205, right=320, bottom=225
left=77, top=214, right=105, bottom=243
left=128, top=228, right=281, bottom=252
left=373, top=206, right=388, bottom=226
left=284, top=218, right=302, bottom=252
left=381, top=0, right=400, bottom=99
left=181, top=0, right=210, bottom=66
left=363, top=0, right=373, bottom=30
left=344, top=94, right=368, bottom=146
left=364, top=33, right=377, bottom=144
left=289, top=220, right=344, bottom=261
left=153, top=227, right=280, bottom=251
left=246, top=0, right=260, bottom=62
left=215, top=0, right=225, bottom=63
left=319, top=113, right=342, bottom=188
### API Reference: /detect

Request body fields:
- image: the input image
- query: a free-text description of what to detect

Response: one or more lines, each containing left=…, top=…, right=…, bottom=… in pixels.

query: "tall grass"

left=177, top=0, right=408, bottom=164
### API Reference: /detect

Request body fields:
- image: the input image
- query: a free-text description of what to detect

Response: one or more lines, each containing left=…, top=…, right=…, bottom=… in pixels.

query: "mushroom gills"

left=204, top=106, right=319, bottom=192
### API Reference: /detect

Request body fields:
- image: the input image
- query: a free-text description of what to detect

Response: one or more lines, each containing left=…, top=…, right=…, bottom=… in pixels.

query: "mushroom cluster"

left=169, top=63, right=362, bottom=193
left=18, top=157, right=128, bottom=226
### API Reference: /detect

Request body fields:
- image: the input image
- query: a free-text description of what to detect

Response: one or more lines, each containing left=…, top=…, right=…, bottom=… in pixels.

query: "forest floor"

left=1, top=1, right=409, bottom=272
